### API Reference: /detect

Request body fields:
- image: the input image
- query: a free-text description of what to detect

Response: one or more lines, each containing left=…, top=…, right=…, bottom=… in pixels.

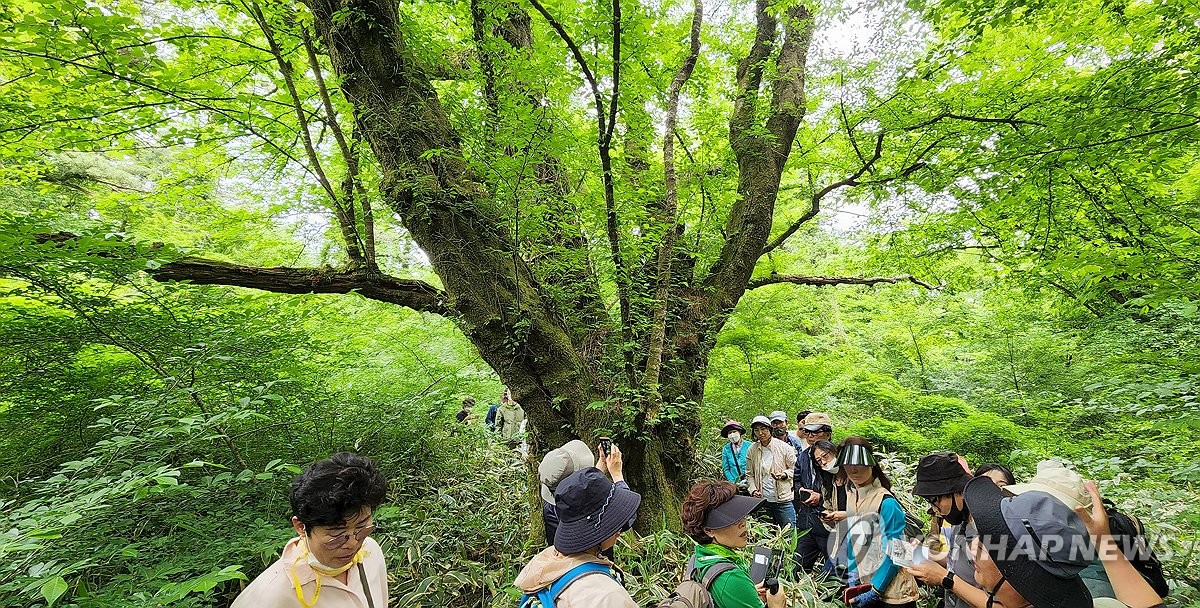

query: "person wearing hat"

left=680, top=480, right=787, bottom=608
left=720, top=420, right=751, bottom=490
left=746, top=415, right=797, bottom=528
left=1003, top=461, right=1118, bottom=600
left=769, top=410, right=806, bottom=452
left=539, top=440, right=598, bottom=546
left=515, top=466, right=642, bottom=608
left=839, top=437, right=919, bottom=607
left=907, top=452, right=981, bottom=608
left=792, top=412, right=834, bottom=571
left=962, top=476, right=1163, bottom=608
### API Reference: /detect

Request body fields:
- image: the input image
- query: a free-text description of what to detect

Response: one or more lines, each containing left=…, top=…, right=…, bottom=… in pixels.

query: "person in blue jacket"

left=839, top=437, right=919, bottom=607
left=720, top=420, right=750, bottom=492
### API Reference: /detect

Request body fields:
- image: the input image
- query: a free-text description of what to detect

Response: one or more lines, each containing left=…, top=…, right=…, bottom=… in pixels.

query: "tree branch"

left=747, top=273, right=936, bottom=290
left=761, top=131, right=884, bottom=256
left=904, top=112, right=1045, bottom=132
left=643, top=0, right=702, bottom=393
left=150, top=258, right=450, bottom=315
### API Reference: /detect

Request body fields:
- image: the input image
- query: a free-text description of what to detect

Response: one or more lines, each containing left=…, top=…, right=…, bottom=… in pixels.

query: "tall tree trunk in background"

left=294, top=0, right=814, bottom=528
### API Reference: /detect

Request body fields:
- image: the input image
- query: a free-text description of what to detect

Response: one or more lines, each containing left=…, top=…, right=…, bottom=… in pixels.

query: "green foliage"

left=837, top=418, right=929, bottom=456
left=936, top=412, right=1026, bottom=466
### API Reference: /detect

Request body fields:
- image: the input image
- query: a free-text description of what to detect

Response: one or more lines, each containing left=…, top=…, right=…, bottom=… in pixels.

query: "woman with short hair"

left=680, top=480, right=787, bottom=608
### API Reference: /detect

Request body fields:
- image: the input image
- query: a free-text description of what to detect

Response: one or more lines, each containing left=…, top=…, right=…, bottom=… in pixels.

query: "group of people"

left=712, top=410, right=1169, bottom=608
left=458, top=388, right=525, bottom=443
left=229, top=412, right=1169, bottom=608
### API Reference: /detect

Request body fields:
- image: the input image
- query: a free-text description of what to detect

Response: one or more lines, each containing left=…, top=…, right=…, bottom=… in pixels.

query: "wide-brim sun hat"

left=704, top=494, right=763, bottom=530
left=538, top=440, right=595, bottom=504
left=963, top=477, right=1092, bottom=608
left=554, top=468, right=642, bottom=554
left=720, top=420, right=746, bottom=438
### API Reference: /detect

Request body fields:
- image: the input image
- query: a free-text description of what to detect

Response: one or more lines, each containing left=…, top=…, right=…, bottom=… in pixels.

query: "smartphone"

left=748, top=545, right=774, bottom=584
left=598, top=436, right=612, bottom=457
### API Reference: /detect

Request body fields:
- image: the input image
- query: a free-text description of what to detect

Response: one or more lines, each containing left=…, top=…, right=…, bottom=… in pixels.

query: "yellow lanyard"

left=289, top=539, right=368, bottom=608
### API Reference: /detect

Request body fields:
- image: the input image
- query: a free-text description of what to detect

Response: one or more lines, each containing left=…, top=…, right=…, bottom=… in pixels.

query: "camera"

left=748, top=544, right=782, bottom=593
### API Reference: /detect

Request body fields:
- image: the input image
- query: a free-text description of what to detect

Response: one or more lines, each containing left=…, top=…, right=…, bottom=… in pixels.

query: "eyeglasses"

left=314, top=523, right=376, bottom=550
left=923, top=495, right=946, bottom=506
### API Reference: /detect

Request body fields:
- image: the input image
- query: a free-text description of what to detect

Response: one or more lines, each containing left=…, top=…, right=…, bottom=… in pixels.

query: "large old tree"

left=4, top=0, right=1196, bottom=522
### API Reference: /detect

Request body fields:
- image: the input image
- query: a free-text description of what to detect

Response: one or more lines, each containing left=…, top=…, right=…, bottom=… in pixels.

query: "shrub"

left=937, top=412, right=1026, bottom=465
left=836, top=418, right=929, bottom=456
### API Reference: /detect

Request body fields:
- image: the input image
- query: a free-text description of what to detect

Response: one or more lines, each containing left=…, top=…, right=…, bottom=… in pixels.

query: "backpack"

left=518, top=562, right=616, bottom=608
left=1104, top=499, right=1169, bottom=598
left=657, top=556, right=738, bottom=608
left=883, top=494, right=927, bottom=541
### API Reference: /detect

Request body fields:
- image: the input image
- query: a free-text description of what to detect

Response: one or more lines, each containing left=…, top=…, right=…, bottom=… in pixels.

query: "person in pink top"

left=232, top=452, right=389, bottom=608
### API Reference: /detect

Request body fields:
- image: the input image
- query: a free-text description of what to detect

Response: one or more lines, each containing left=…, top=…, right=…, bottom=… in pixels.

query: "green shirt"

left=692, top=544, right=763, bottom=608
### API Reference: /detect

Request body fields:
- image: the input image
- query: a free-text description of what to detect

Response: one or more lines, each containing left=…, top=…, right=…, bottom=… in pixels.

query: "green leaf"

left=39, top=576, right=68, bottom=607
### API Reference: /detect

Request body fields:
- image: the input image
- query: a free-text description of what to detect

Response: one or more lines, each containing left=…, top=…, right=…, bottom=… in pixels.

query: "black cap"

left=913, top=452, right=973, bottom=497
left=703, top=494, right=763, bottom=530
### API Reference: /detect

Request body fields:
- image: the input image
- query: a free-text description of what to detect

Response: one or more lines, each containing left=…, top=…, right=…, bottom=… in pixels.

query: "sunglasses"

left=315, top=523, right=376, bottom=550
left=922, top=494, right=949, bottom=506
left=802, top=426, right=831, bottom=434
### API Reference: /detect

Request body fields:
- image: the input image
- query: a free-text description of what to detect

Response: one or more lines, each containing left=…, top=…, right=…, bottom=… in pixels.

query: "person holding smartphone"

left=681, top=480, right=787, bottom=608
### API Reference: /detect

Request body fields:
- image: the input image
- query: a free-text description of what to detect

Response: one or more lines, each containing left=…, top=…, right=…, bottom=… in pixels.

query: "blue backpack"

left=518, top=562, right=616, bottom=608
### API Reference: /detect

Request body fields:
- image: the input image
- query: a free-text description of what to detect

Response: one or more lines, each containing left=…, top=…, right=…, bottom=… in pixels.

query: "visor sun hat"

left=836, top=443, right=876, bottom=467
left=554, top=467, right=642, bottom=554
left=802, top=412, right=833, bottom=432
left=538, top=440, right=595, bottom=504
left=704, top=494, right=764, bottom=530
left=1005, top=460, right=1089, bottom=509
left=750, top=415, right=772, bottom=429
left=963, top=477, right=1093, bottom=608
left=913, top=452, right=974, bottom=497
left=768, top=410, right=789, bottom=423
left=720, top=420, right=746, bottom=438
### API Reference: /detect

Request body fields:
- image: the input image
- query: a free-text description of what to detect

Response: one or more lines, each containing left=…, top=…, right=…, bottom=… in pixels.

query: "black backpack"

left=1104, top=498, right=1169, bottom=598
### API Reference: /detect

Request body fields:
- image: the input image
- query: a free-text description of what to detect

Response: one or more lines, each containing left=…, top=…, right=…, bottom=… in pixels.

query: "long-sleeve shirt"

left=846, top=494, right=906, bottom=593
left=721, top=441, right=750, bottom=483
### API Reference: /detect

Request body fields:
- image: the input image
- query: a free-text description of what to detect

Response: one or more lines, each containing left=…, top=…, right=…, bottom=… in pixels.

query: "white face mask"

left=822, top=461, right=839, bottom=473
left=728, top=432, right=741, bottom=443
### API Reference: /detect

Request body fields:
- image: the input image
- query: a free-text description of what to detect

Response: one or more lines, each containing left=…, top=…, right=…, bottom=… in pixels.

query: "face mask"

left=943, top=495, right=970, bottom=526
left=728, top=432, right=741, bottom=443
left=771, top=427, right=786, bottom=439
left=291, top=536, right=367, bottom=607
left=822, top=461, right=840, bottom=474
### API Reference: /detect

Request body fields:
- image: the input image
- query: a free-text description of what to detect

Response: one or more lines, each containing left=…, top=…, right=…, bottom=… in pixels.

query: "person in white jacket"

left=232, top=452, right=389, bottom=608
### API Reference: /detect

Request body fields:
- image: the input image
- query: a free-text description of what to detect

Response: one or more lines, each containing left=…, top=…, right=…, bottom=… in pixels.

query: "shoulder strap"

left=699, top=561, right=738, bottom=589
left=356, top=562, right=375, bottom=608
left=548, top=562, right=615, bottom=604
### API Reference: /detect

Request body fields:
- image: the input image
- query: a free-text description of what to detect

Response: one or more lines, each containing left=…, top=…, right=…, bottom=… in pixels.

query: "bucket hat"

left=1005, top=460, right=1089, bottom=509
left=554, top=468, right=641, bottom=554
left=538, top=440, right=595, bottom=504
left=720, top=420, right=746, bottom=438
left=913, top=452, right=974, bottom=497
left=704, top=494, right=764, bottom=530
left=836, top=443, right=876, bottom=467
left=963, top=477, right=1093, bottom=608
